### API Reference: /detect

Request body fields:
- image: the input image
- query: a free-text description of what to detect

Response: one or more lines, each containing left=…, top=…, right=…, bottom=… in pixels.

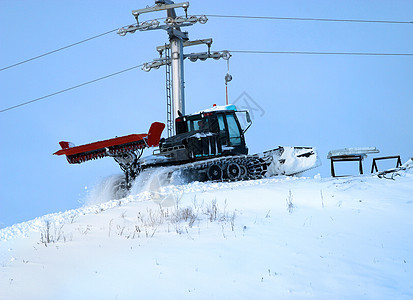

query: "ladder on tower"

left=165, top=46, right=173, bottom=137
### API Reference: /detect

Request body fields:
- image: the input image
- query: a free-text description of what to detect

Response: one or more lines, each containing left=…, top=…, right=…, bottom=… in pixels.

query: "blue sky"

left=1, top=0, right=412, bottom=228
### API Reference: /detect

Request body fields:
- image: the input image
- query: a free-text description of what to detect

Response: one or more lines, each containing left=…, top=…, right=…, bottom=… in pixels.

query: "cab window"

left=226, top=114, right=241, bottom=145
left=188, top=117, right=209, bottom=132
left=217, top=114, right=227, bottom=144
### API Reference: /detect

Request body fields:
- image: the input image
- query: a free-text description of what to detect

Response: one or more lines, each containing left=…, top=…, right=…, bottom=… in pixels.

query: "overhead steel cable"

left=205, top=14, right=413, bottom=25
left=0, top=64, right=144, bottom=113
left=228, top=50, right=413, bottom=56
left=1, top=14, right=411, bottom=73
left=0, top=28, right=119, bottom=72
left=2, top=48, right=413, bottom=114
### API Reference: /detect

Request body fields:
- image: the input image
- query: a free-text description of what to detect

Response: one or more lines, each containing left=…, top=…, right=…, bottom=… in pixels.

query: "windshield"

left=187, top=117, right=209, bottom=132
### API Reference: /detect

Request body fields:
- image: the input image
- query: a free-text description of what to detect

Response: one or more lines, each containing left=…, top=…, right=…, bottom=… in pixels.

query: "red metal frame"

left=54, top=134, right=148, bottom=157
left=54, top=122, right=165, bottom=164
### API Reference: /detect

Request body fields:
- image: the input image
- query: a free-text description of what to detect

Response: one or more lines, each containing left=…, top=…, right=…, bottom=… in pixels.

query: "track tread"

left=175, top=154, right=270, bottom=182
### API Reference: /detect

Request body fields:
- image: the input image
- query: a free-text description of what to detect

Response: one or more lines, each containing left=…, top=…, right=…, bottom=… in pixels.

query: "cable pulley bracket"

left=141, top=50, right=231, bottom=72
left=117, top=15, right=207, bottom=36
left=185, top=50, right=230, bottom=62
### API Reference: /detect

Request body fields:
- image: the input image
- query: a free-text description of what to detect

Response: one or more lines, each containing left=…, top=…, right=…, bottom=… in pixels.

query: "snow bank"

left=84, top=175, right=128, bottom=206
left=403, top=157, right=413, bottom=168
left=1, top=169, right=413, bottom=299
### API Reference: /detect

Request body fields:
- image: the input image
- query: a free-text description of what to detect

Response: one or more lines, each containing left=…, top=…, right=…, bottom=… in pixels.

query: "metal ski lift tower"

left=117, top=1, right=230, bottom=136
left=118, top=1, right=197, bottom=136
left=54, top=0, right=321, bottom=190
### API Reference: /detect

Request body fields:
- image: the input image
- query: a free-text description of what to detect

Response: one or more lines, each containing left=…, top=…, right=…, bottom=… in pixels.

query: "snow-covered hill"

left=1, top=166, right=413, bottom=299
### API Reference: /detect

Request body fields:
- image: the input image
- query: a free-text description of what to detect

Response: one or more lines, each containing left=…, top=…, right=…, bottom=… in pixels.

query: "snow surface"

left=193, top=104, right=237, bottom=115
left=327, top=147, right=380, bottom=159
left=1, top=167, right=413, bottom=299
left=191, top=132, right=214, bottom=138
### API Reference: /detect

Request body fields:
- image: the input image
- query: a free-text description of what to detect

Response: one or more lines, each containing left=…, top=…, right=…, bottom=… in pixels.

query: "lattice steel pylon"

left=165, top=46, right=173, bottom=137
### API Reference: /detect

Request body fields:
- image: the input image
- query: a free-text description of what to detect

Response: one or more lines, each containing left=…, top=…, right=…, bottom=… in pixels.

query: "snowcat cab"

left=157, top=105, right=251, bottom=163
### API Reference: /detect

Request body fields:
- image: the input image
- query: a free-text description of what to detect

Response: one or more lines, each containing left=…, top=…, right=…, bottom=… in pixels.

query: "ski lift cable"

left=1, top=14, right=411, bottom=73
left=228, top=50, right=413, bottom=56
left=2, top=48, right=413, bottom=114
left=0, top=64, right=144, bottom=113
left=206, top=14, right=413, bottom=25
left=0, top=28, right=119, bottom=72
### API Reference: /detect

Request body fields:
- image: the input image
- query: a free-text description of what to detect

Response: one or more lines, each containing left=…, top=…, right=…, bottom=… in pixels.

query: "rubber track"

left=174, top=154, right=269, bottom=182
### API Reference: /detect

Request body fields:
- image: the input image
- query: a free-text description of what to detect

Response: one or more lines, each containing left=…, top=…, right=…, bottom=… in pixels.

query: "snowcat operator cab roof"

left=175, top=104, right=252, bottom=135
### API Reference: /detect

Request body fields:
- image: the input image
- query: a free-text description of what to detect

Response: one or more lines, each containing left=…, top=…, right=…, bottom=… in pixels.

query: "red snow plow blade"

left=54, top=122, right=165, bottom=164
